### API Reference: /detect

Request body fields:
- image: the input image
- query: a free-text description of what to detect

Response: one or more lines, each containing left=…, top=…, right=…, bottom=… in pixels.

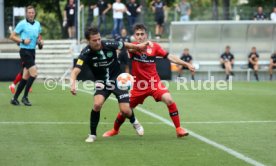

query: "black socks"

left=14, top=79, right=27, bottom=99
left=90, top=109, right=100, bottom=135
left=23, top=76, right=36, bottom=98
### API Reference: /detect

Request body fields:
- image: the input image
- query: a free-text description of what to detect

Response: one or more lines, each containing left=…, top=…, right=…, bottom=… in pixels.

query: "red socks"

left=114, top=112, right=126, bottom=131
left=168, top=103, right=180, bottom=128
left=13, top=72, right=23, bottom=85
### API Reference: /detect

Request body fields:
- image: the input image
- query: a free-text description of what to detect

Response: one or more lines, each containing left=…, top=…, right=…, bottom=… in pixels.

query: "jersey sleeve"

left=14, top=21, right=24, bottom=34
left=104, top=41, right=125, bottom=50
left=75, top=51, right=88, bottom=69
left=155, top=43, right=169, bottom=58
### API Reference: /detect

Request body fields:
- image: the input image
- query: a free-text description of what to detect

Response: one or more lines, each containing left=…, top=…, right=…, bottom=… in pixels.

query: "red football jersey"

left=129, top=42, right=169, bottom=88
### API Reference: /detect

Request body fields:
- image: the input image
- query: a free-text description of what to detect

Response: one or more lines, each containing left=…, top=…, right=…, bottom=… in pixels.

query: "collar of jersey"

left=26, top=19, right=35, bottom=25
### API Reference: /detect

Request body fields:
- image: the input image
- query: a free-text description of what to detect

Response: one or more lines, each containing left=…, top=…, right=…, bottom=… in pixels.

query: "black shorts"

left=155, top=16, right=164, bottom=26
left=248, top=63, right=254, bottom=69
left=20, top=49, right=35, bottom=69
left=67, top=19, right=75, bottom=27
left=94, top=84, right=129, bottom=103
left=221, top=63, right=234, bottom=69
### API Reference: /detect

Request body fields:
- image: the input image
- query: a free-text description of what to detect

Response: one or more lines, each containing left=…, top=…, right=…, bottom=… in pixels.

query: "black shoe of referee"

left=21, top=97, right=32, bottom=106
left=10, top=98, right=20, bottom=106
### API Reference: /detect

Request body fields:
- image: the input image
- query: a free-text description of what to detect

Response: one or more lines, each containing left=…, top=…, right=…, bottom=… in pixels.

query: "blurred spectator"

left=92, top=0, right=112, bottom=36
left=178, top=48, right=195, bottom=80
left=151, top=0, right=166, bottom=39
left=126, top=0, right=142, bottom=34
left=270, top=7, right=276, bottom=21
left=86, top=0, right=94, bottom=28
left=115, top=28, right=131, bottom=73
left=253, top=6, right=267, bottom=20
left=269, top=50, right=276, bottom=80
left=248, top=47, right=259, bottom=81
left=220, top=46, right=234, bottom=80
left=112, top=0, right=127, bottom=37
left=63, top=0, right=76, bottom=39
left=176, top=0, right=191, bottom=21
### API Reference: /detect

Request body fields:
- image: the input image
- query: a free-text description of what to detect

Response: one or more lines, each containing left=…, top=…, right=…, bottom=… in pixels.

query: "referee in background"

left=10, top=5, right=43, bottom=106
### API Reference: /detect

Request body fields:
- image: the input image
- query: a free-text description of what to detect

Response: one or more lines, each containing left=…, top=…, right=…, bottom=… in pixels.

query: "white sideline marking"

left=76, top=88, right=265, bottom=166
left=183, top=120, right=276, bottom=124
left=0, top=121, right=275, bottom=125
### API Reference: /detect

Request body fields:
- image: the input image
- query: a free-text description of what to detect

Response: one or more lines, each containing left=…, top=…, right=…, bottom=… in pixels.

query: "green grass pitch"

left=0, top=81, right=276, bottom=166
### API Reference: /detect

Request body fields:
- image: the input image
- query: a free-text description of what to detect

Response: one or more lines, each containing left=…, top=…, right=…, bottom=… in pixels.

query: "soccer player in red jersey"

left=103, top=24, right=195, bottom=138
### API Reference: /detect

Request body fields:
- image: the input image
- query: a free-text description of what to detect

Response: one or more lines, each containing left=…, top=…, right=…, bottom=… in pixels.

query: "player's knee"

left=30, top=74, right=37, bottom=78
left=165, top=98, right=174, bottom=105
left=162, top=95, right=174, bottom=105
left=93, top=103, right=102, bottom=112
left=120, top=108, right=131, bottom=116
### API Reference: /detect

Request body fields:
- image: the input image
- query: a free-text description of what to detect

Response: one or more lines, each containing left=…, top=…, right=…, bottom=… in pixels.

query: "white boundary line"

left=0, top=121, right=275, bottom=125
left=76, top=88, right=265, bottom=166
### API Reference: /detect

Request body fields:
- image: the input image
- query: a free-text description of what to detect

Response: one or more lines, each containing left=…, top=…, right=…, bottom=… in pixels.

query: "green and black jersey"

left=75, top=40, right=124, bottom=84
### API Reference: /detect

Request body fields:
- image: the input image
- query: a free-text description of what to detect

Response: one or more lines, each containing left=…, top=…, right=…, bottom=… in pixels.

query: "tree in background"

left=238, top=0, right=276, bottom=20
left=222, top=0, right=230, bottom=20
left=212, top=0, right=218, bottom=20
left=5, top=0, right=70, bottom=39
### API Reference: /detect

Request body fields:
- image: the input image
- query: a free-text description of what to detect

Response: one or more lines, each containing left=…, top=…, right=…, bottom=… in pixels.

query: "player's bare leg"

left=68, top=26, right=75, bottom=39
left=224, top=61, right=234, bottom=80
left=269, top=63, right=275, bottom=80
left=155, top=25, right=158, bottom=38
left=191, top=70, right=195, bottom=80
left=226, top=62, right=230, bottom=80
left=253, top=62, right=259, bottom=81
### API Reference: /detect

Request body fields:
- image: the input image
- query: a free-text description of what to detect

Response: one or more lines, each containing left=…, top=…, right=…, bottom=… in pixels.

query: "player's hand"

left=71, top=88, right=76, bottom=95
left=70, top=83, right=77, bottom=95
left=136, top=41, right=151, bottom=52
left=39, top=39, right=44, bottom=46
left=146, top=41, right=153, bottom=47
left=135, top=43, right=147, bottom=52
left=24, top=38, right=31, bottom=45
left=63, top=20, right=67, bottom=27
left=187, top=64, right=195, bottom=72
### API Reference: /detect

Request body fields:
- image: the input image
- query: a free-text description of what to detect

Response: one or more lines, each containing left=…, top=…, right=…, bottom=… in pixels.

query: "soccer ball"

left=116, top=73, right=134, bottom=90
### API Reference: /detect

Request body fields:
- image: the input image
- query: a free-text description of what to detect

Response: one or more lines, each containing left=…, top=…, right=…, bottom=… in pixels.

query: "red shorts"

left=129, top=81, right=169, bottom=108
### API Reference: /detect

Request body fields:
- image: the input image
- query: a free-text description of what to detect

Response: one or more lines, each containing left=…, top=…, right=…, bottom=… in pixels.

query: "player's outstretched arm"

left=168, top=54, right=195, bottom=72
left=124, top=41, right=152, bottom=52
left=70, top=67, right=81, bottom=95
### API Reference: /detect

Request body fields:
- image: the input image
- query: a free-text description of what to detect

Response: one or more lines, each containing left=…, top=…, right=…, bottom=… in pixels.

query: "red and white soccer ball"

left=116, top=73, right=134, bottom=90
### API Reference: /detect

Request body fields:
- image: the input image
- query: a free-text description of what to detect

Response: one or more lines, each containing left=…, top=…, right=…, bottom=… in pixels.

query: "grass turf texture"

left=0, top=81, right=276, bottom=166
